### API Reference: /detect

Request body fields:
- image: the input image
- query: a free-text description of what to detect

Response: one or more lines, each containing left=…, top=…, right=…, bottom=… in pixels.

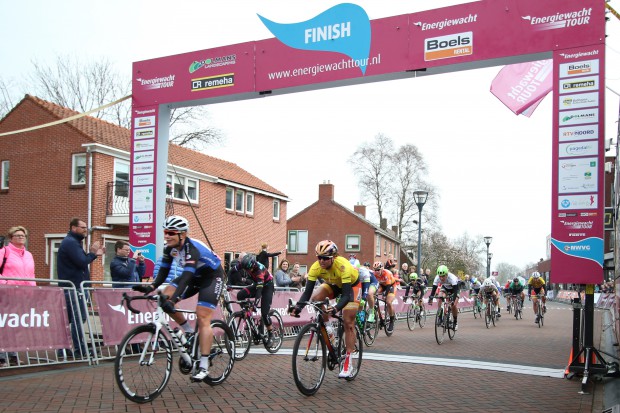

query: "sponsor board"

left=559, top=59, right=599, bottom=77
left=558, top=157, right=598, bottom=194
left=133, top=174, right=154, bottom=186
left=559, top=91, right=598, bottom=110
left=559, top=108, right=598, bottom=126
left=132, top=186, right=153, bottom=212
left=133, top=162, right=154, bottom=174
left=558, top=124, right=598, bottom=142
left=136, top=74, right=175, bottom=91
left=559, top=76, right=599, bottom=94
left=424, top=31, right=472, bottom=61
left=522, top=7, right=593, bottom=31
left=558, top=194, right=598, bottom=210
left=414, top=13, right=478, bottom=31
left=134, top=116, right=155, bottom=128
left=134, top=139, right=155, bottom=151
left=558, top=141, right=598, bottom=158
left=133, top=150, right=155, bottom=163
left=191, top=73, right=235, bottom=92
left=134, top=127, right=155, bottom=140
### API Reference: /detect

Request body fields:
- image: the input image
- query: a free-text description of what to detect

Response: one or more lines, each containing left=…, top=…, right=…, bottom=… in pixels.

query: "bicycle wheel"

left=292, top=323, right=326, bottom=396
left=263, top=309, right=284, bottom=353
left=539, top=307, right=544, bottom=327
left=362, top=306, right=379, bottom=347
left=228, top=312, right=251, bottom=361
left=203, top=320, right=235, bottom=386
left=473, top=300, right=479, bottom=319
left=435, top=308, right=446, bottom=345
left=484, top=304, right=491, bottom=329
left=490, top=303, right=496, bottom=327
left=447, top=311, right=456, bottom=340
left=406, top=304, right=417, bottom=331
left=418, top=304, right=427, bottom=328
left=114, top=324, right=172, bottom=404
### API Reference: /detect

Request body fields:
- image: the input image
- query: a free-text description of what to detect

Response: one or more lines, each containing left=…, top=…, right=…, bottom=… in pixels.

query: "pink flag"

left=490, top=60, right=553, bottom=116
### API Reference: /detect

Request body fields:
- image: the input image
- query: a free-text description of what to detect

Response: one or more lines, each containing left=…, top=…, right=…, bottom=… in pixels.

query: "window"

left=246, top=193, right=254, bottom=215
left=384, top=240, right=387, bottom=255
left=167, top=173, right=198, bottom=202
left=1, top=160, right=8, bottom=189
left=288, top=230, right=308, bottom=253
left=375, top=235, right=381, bottom=256
left=103, top=240, right=119, bottom=282
left=235, top=189, right=244, bottom=213
left=224, top=252, right=234, bottom=273
left=299, top=265, right=308, bottom=276
left=225, top=187, right=234, bottom=210
left=273, top=200, right=280, bottom=220
left=114, top=160, right=130, bottom=197
left=50, top=240, right=63, bottom=279
left=345, top=235, right=361, bottom=252
left=72, top=153, right=86, bottom=185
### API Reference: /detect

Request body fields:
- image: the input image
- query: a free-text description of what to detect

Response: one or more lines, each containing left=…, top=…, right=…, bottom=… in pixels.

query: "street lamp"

left=413, top=190, right=429, bottom=276
left=488, top=252, right=493, bottom=278
left=483, top=236, right=492, bottom=278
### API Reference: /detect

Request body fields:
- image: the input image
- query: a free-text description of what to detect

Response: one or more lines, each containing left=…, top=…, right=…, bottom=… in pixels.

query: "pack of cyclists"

left=131, top=215, right=548, bottom=386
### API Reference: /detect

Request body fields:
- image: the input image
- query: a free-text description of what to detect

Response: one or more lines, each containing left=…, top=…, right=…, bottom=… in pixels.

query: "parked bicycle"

left=434, top=294, right=457, bottom=345
left=288, top=298, right=363, bottom=396
left=404, top=295, right=426, bottom=330
left=226, top=296, right=284, bottom=360
left=114, top=292, right=235, bottom=404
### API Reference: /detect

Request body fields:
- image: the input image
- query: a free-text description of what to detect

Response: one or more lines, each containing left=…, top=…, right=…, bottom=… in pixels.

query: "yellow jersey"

left=307, top=256, right=359, bottom=287
left=527, top=276, right=546, bottom=289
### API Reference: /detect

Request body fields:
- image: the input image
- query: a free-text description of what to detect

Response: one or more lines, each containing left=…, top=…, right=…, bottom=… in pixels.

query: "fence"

left=1, top=279, right=481, bottom=370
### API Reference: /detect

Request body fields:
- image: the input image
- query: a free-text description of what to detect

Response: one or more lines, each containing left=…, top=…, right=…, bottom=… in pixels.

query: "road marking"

left=251, top=349, right=565, bottom=379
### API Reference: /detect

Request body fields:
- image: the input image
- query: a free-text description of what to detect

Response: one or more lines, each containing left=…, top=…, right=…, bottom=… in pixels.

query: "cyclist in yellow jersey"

left=527, top=271, right=547, bottom=324
left=290, top=240, right=360, bottom=378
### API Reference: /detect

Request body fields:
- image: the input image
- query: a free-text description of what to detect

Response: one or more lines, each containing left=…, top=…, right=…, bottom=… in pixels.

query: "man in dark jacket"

left=110, top=240, right=145, bottom=288
left=57, top=218, right=103, bottom=359
left=256, top=243, right=282, bottom=271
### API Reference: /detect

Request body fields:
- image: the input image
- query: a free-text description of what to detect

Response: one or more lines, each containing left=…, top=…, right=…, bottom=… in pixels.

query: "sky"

left=1, top=0, right=620, bottom=271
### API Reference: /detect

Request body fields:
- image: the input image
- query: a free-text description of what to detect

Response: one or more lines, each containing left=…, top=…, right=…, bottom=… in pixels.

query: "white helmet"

left=483, top=278, right=493, bottom=288
left=532, top=271, right=540, bottom=279
left=163, top=215, right=189, bottom=232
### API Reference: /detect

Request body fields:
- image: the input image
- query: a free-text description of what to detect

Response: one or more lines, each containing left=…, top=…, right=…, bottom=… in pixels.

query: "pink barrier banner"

left=0, top=285, right=71, bottom=352
left=95, top=289, right=207, bottom=346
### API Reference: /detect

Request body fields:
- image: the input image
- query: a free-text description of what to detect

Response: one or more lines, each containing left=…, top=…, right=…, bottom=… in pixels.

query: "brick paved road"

left=0, top=301, right=612, bottom=412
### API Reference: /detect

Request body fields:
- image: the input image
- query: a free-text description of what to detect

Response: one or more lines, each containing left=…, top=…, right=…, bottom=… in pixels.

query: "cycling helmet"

left=241, top=254, right=257, bottom=270
left=363, top=262, right=371, bottom=268
left=471, top=277, right=478, bottom=284
left=163, top=215, right=189, bottom=232
left=373, top=261, right=383, bottom=271
left=483, top=278, right=493, bottom=287
left=315, top=240, right=338, bottom=256
left=437, top=265, right=449, bottom=276
left=532, top=271, right=540, bottom=278
left=410, top=273, right=418, bottom=281
left=513, top=277, right=519, bottom=284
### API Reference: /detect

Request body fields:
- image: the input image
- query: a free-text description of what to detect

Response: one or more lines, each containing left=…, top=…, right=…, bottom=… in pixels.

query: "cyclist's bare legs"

left=367, top=287, right=376, bottom=311
left=196, top=306, right=214, bottom=356
left=386, top=293, right=396, bottom=318
left=343, top=305, right=357, bottom=353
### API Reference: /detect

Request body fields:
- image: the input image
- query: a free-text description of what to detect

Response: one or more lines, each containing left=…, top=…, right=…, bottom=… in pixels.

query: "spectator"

left=385, top=254, right=397, bottom=271
left=399, top=263, right=412, bottom=286
left=289, top=262, right=307, bottom=287
left=0, top=226, right=35, bottom=286
left=256, top=243, right=282, bottom=271
left=0, top=226, right=35, bottom=367
left=275, top=260, right=304, bottom=289
left=227, top=253, right=252, bottom=287
left=421, top=268, right=431, bottom=286
left=57, top=217, right=104, bottom=359
left=110, top=240, right=145, bottom=288
left=348, top=253, right=360, bottom=268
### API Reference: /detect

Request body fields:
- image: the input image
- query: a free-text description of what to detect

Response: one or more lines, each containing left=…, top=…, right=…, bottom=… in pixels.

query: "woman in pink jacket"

left=0, top=226, right=36, bottom=286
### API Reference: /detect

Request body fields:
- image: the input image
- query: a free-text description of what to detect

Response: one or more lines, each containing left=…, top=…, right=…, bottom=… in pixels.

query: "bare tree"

left=349, top=133, right=395, bottom=223
left=495, top=262, right=522, bottom=283
left=1, top=54, right=224, bottom=148
left=392, top=144, right=426, bottom=239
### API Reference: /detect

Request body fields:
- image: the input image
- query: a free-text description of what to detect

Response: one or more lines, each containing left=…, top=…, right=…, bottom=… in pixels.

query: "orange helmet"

left=373, top=261, right=383, bottom=271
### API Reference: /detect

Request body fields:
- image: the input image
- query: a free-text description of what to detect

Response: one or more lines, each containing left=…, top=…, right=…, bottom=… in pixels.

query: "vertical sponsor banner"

left=130, top=105, right=159, bottom=273
left=0, top=286, right=72, bottom=352
left=551, top=45, right=605, bottom=284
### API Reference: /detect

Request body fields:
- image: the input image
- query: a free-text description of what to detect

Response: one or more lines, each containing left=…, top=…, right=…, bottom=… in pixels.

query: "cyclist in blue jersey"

left=133, top=215, right=224, bottom=382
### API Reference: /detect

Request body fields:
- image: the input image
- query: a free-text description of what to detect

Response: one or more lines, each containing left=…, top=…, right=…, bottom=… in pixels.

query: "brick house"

left=0, top=95, right=288, bottom=282
left=286, top=182, right=401, bottom=273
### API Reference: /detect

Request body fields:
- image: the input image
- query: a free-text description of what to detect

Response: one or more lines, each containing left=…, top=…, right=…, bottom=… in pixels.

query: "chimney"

left=391, top=225, right=398, bottom=237
left=380, top=218, right=387, bottom=230
left=319, top=181, right=334, bottom=201
left=353, top=204, right=366, bottom=218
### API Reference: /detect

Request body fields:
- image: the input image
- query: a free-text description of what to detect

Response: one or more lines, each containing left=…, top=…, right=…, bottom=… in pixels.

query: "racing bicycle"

left=288, top=298, right=363, bottom=396
left=114, top=292, right=235, bottom=403
left=432, top=294, right=457, bottom=345
left=225, top=296, right=284, bottom=360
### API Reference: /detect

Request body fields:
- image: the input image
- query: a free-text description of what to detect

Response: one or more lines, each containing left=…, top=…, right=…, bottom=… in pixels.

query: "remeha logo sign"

left=257, top=3, right=371, bottom=74
left=424, top=31, right=472, bottom=61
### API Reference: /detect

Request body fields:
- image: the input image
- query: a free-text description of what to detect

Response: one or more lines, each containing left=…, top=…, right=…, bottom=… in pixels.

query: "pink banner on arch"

left=490, top=60, right=553, bottom=116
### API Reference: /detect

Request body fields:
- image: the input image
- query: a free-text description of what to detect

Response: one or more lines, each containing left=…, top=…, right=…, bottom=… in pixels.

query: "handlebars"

left=122, top=292, right=170, bottom=315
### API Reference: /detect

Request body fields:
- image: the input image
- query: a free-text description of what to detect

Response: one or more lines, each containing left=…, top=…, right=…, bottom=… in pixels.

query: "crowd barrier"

left=0, top=280, right=478, bottom=370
